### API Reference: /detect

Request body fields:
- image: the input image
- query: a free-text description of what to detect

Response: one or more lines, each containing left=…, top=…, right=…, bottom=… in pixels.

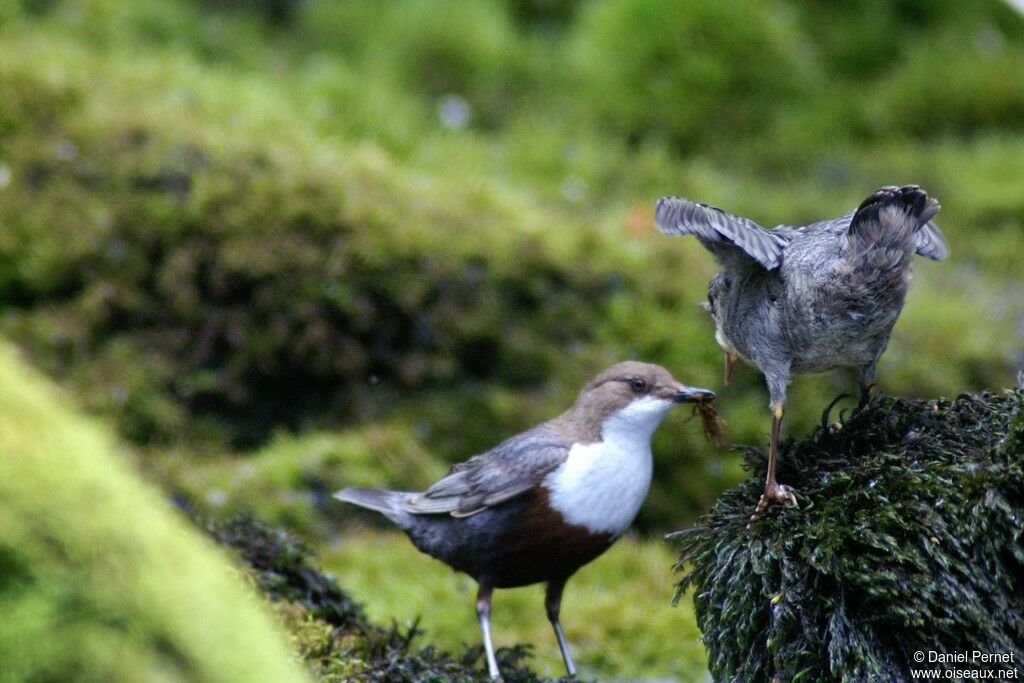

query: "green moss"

left=2, top=5, right=1024, bottom=680
left=326, top=528, right=707, bottom=681
left=0, top=341, right=308, bottom=683
left=789, top=0, right=1024, bottom=81
left=570, top=0, right=815, bottom=150
left=1, top=0, right=1022, bottom=537
left=673, top=386, right=1024, bottom=682
left=152, top=425, right=447, bottom=539
left=0, top=55, right=616, bottom=446
left=870, top=38, right=1024, bottom=139
left=209, top=517, right=557, bottom=682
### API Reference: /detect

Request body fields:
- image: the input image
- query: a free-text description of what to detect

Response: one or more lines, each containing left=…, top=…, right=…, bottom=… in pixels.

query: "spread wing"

left=403, top=428, right=571, bottom=518
left=655, top=196, right=788, bottom=271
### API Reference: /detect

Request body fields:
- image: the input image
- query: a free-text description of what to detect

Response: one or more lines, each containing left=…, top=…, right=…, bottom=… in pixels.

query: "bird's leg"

left=476, top=585, right=501, bottom=680
left=750, top=400, right=798, bottom=524
left=724, top=352, right=738, bottom=385
left=857, top=361, right=878, bottom=410
left=545, top=579, right=577, bottom=678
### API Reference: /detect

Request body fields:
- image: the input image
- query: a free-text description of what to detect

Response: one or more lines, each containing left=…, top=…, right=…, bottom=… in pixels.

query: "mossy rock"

left=2, top=0, right=1023, bottom=536
left=208, top=517, right=559, bottom=682
left=0, top=30, right=735, bottom=528
left=0, top=341, right=308, bottom=683
left=674, top=385, right=1024, bottom=682
left=0, top=55, right=622, bottom=448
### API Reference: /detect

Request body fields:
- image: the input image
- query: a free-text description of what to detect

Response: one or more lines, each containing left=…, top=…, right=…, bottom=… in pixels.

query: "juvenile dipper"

left=336, top=361, right=714, bottom=679
left=655, top=185, right=947, bottom=522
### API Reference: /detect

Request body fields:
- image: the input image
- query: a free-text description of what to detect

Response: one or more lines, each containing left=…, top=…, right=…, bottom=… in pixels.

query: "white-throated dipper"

left=655, top=185, right=947, bottom=522
left=335, top=361, right=714, bottom=679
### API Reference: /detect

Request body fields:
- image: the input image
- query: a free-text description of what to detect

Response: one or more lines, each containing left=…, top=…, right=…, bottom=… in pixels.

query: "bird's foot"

left=748, top=483, right=798, bottom=525
left=855, top=384, right=877, bottom=413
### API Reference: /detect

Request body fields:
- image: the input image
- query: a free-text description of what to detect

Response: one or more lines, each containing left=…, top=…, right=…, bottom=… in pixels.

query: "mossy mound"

left=325, top=529, right=708, bottom=680
left=571, top=0, right=816, bottom=149
left=673, top=385, right=1024, bottom=682
left=0, top=47, right=653, bottom=450
left=0, top=341, right=308, bottom=683
left=3, top=0, right=1024, bottom=538
left=0, top=25, right=735, bottom=528
left=208, top=518, right=559, bottom=682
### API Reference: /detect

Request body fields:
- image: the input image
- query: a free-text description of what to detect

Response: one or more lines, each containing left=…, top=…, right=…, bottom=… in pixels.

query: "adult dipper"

left=335, top=361, right=714, bottom=679
left=655, top=185, right=947, bottom=522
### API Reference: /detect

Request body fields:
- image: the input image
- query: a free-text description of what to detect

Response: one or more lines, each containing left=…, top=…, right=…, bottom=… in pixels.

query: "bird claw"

left=748, top=484, right=798, bottom=525
left=772, top=484, right=799, bottom=507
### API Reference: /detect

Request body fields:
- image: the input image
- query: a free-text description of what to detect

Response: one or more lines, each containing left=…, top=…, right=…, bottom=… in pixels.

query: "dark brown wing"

left=655, top=196, right=788, bottom=271
left=403, top=428, right=571, bottom=517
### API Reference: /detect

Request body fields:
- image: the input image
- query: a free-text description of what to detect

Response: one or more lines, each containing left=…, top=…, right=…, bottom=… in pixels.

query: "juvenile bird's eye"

left=629, top=378, right=647, bottom=392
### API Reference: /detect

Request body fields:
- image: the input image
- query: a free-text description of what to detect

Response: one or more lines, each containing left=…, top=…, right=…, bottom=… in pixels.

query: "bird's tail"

left=335, top=487, right=412, bottom=525
left=846, top=185, right=940, bottom=256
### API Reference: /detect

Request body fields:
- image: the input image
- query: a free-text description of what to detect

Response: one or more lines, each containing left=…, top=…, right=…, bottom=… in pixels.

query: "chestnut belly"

left=402, top=488, right=617, bottom=588
left=490, top=488, right=616, bottom=587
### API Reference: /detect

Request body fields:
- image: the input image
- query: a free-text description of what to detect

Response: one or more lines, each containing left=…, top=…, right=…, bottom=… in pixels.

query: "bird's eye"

left=629, top=378, right=647, bottom=393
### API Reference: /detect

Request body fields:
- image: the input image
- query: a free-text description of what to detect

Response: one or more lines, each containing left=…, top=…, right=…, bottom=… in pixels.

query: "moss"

left=0, top=340, right=308, bottom=683
left=0, top=55, right=621, bottom=447
left=326, top=529, right=708, bottom=681
left=208, top=518, right=559, bottom=682
left=870, top=37, right=1024, bottom=140
left=673, top=385, right=1024, bottom=682
left=788, top=0, right=1024, bottom=82
left=1, top=0, right=1023, bottom=536
left=150, top=425, right=447, bottom=540
left=570, top=0, right=815, bottom=150
left=195, top=0, right=302, bottom=24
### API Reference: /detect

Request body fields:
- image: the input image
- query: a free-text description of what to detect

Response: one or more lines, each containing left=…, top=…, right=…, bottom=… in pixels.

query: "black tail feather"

left=850, top=185, right=940, bottom=237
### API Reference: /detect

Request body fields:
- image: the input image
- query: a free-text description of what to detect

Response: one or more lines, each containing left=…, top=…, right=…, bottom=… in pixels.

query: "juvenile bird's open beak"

left=672, top=386, right=716, bottom=404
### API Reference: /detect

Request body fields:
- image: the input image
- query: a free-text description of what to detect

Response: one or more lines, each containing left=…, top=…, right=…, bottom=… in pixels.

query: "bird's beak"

left=672, top=385, right=716, bottom=404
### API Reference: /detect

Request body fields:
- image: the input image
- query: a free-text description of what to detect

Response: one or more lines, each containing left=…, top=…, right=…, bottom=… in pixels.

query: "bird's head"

left=568, top=361, right=715, bottom=440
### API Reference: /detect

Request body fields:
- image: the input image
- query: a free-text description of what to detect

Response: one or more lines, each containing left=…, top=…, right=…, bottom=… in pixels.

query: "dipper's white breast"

left=544, top=396, right=673, bottom=536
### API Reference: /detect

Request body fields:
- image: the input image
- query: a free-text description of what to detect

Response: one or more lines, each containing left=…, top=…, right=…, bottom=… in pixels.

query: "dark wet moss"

left=209, top=518, right=570, bottom=682
left=673, top=384, right=1024, bottom=682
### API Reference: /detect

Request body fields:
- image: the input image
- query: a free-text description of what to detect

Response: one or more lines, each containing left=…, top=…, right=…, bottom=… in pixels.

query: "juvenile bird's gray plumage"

left=336, top=361, right=714, bottom=679
left=655, top=185, right=947, bottom=521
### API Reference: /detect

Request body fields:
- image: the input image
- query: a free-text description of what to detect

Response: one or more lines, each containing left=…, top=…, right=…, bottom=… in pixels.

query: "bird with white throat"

left=335, top=361, right=716, bottom=679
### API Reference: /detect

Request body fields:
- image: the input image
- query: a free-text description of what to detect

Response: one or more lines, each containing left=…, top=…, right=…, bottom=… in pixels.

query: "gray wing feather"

left=404, top=429, right=570, bottom=517
left=655, top=196, right=787, bottom=270
left=915, top=221, right=949, bottom=260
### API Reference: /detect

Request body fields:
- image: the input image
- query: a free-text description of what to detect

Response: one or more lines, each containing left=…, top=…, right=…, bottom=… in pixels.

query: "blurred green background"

left=1, top=0, right=1022, bottom=679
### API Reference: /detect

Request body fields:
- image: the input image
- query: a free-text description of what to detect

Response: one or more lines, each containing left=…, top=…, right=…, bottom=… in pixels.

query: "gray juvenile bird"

left=655, top=185, right=947, bottom=522
left=335, top=361, right=714, bottom=679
